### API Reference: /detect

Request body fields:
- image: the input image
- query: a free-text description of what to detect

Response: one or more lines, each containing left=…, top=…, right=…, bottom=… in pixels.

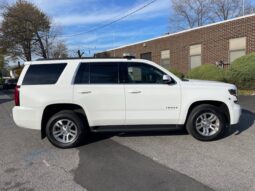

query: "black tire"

left=46, top=110, right=85, bottom=148
left=186, top=104, right=226, bottom=141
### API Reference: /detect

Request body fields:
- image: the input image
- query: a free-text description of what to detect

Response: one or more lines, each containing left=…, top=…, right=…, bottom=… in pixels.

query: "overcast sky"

left=1, top=0, right=255, bottom=56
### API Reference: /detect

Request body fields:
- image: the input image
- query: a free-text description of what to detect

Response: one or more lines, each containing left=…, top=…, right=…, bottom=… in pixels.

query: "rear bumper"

left=230, top=103, right=242, bottom=125
left=12, top=106, right=41, bottom=130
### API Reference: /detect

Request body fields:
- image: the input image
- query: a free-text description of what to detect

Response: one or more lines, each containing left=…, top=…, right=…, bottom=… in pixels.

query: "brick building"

left=96, top=14, right=255, bottom=73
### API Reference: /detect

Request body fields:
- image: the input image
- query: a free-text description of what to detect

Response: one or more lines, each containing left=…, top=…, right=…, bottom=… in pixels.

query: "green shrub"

left=226, top=53, right=255, bottom=90
left=168, top=68, right=184, bottom=79
left=186, top=64, right=225, bottom=81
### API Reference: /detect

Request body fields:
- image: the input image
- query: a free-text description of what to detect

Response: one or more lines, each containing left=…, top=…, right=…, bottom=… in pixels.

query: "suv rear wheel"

left=46, top=111, right=85, bottom=148
left=186, top=104, right=226, bottom=141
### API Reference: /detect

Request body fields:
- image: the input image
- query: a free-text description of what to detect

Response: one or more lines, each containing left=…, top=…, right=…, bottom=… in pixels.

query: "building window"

left=189, top=44, right=202, bottom=69
left=160, top=50, right=170, bottom=69
left=229, top=37, right=246, bottom=63
left=140, top=52, right=152, bottom=61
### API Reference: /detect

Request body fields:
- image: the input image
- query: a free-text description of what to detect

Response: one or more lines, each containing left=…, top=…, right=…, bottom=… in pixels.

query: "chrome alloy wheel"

left=195, top=112, right=220, bottom=136
left=52, top=119, right=78, bottom=144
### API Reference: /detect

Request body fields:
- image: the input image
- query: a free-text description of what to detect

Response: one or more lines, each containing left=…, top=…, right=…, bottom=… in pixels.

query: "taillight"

left=14, top=85, right=20, bottom=106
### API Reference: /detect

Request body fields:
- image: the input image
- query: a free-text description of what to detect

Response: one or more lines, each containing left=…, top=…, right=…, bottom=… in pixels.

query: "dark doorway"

left=140, top=52, right=152, bottom=61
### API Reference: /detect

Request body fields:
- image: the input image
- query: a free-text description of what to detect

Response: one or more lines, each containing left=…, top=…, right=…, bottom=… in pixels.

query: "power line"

left=61, top=0, right=158, bottom=38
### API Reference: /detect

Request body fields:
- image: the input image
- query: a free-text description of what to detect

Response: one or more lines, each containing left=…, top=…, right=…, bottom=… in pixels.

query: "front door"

left=124, top=62, right=181, bottom=125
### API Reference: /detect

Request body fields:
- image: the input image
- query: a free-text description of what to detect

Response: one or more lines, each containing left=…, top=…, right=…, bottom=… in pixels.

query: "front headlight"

left=229, top=89, right=237, bottom=97
left=229, top=89, right=238, bottom=103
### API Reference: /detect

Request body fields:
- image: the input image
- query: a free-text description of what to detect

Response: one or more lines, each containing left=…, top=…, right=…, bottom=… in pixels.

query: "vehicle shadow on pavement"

left=75, top=138, right=213, bottom=191
left=78, top=133, right=116, bottom=147
left=79, top=130, right=188, bottom=147
left=226, top=109, right=255, bottom=136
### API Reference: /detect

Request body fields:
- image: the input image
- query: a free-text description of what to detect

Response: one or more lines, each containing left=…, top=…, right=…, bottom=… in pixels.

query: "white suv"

left=13, top=58, right=241, bottom=148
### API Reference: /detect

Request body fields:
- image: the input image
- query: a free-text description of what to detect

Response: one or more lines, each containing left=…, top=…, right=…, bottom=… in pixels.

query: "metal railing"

left=216, top=61, right=231, bottom=70
left=223, top=63, right=231, bottom=69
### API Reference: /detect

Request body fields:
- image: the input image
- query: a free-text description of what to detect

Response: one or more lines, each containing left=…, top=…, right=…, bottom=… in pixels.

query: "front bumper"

left=230, top=103, right=242, bottom=125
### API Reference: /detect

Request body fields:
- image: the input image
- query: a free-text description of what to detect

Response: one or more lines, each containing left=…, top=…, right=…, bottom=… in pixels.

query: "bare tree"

left=51, top=41, right=68, bottom=59
left=170, top=0, right=255, bottom=31
left=210, top=0, right=255, bottom=21
left=34, top=25, right=61, bottom=58
left=68, top=49, right=86, bottom=58
left=171, top=0, right=212, bottom=29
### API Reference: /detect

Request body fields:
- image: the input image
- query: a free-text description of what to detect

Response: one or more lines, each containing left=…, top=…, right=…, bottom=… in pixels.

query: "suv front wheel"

left=46, top=111, right=85, bottom=148
left=186, top=104, right=226, bottom=141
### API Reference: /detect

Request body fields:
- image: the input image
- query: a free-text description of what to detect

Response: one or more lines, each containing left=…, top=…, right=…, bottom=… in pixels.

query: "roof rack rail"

left=35, top=56, right=136, bottom=61
left=35, top=57, right=92, bottom=61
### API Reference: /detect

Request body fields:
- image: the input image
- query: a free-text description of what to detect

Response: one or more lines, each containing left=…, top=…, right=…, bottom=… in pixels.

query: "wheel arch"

left=185, top=100, right=230, bottom=125
left=41, top=103, right=89, bottom=139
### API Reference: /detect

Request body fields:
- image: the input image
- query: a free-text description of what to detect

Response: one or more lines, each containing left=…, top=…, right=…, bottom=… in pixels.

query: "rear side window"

left=74, top=63, right=89, bottom=84
left=90, top=63, right=118, bottom=84
left=22, top=64, right=66, bottom=85
left=74, top=62, right=119, bottom=84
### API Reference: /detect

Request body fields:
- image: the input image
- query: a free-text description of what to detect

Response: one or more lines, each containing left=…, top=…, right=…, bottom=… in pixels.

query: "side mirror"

left=163, top=75, right=173, bottom=84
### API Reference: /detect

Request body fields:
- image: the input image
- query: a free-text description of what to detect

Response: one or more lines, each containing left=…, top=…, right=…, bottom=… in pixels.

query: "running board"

left=90, top=125, right=184, bottom=133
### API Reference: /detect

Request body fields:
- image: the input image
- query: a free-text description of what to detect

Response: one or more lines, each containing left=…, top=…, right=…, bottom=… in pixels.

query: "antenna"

left=243, top=0, right=245, bottom=16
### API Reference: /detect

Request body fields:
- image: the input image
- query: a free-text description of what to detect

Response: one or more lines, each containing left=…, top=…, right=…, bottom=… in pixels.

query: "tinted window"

left=22, top=64, right=66, bottom=85
left=126, top=63, right=165, bottom=84
left=90, top=63, right=119, bottom=84
left=74, top=63, right=89, bottom=84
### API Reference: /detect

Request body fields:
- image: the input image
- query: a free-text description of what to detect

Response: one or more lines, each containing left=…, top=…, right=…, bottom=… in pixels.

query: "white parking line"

left=43, top=160, right=50, bottom=167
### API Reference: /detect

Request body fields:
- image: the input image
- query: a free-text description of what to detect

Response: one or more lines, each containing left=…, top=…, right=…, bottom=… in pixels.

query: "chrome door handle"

left=129, top=91, right=142, bottom=94
left=79, top=91, right=92, bottom=94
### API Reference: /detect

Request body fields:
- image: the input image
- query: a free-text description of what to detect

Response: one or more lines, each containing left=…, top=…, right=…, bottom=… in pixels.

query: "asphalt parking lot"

left=0, top=89, right=254, bottom=191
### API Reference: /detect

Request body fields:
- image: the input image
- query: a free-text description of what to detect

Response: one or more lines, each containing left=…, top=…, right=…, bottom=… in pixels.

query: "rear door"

left=73, top=62, right=125, bottom=127
left=123, top=62, right=181, bottom=125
